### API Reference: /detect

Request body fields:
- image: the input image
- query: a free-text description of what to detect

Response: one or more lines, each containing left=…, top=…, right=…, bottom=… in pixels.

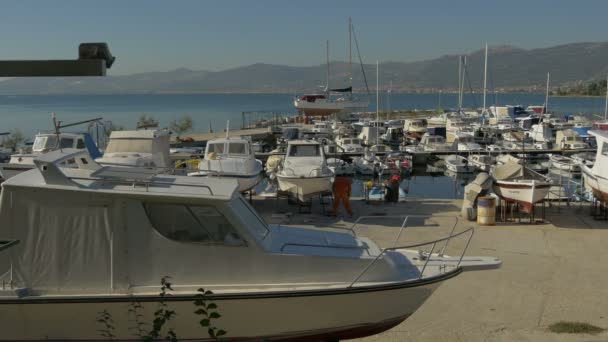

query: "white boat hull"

left=277, top=174, right=333, bottom=201
left=582, top=165, right=608, bottom=203
left=188, top=171, right=263, bottom=193
left=0, top=272, right=453, bottom=341
left=492, top=180, right=551, bottom=208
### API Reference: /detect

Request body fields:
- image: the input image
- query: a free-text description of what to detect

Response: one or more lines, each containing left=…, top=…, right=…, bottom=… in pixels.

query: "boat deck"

left=250, top=196, right=608, bottom=342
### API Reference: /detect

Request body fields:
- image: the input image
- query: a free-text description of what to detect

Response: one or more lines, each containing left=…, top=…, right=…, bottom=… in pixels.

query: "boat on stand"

left=582, top=130, right=608, bottom=203
left=188, top=137, right=264, bottom=193
left=492, top=161, right=552, bottom=210
left=276, top=140, right=334, bottom=202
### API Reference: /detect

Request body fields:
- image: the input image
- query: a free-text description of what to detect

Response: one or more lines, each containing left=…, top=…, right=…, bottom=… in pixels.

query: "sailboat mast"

left=349, top=17, right=352, bottom=98
left=326, top=40, right=330, bottom=96
left=387, top=80, right=392, bottom=121
left=482, top=43, right=488, bottom=112
left=544, top=72, right=550, bottom=115
left=458, top=56, right=462, bottom=111
left=376, top=60, right=379, bottom=146
left=605, top=74, right=608, bottom=121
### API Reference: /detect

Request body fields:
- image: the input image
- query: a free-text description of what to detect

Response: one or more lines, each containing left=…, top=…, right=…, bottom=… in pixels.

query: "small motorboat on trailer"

left=0, top=149, right=500, bottom=341
left=188, top=137, right=264, bottom=192
left=276, top=140, right=334, bottom=201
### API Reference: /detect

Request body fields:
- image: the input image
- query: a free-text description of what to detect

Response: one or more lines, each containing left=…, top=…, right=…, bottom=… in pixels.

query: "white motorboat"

left=403, top=118, right=428, bottom=133
left=571, top=152, right=595, bottom=167
left=311, top=121, right=333, bottom=134
left=492, top=161, right=552, bottom=209
left=582, top=130, right=608, bottom=204
left=353, top=150, right=382, bottom=175
left=276, top=140, right=333, bottom=201
left=327, top=158, right=355, bottom=176
left=188, top=137, right=263, bottom=192
left=0, top=132, right=102, bottom=180
left=369, top=144, right=391, bottom=153
left=335, top=137, right=364, bottom=153
left=469, top=154, right=496, bottom=172
left=358, top=126, right=383, bottom=146
left=95, top=129, right=171, bottom=169
left=450, top=132, right=482, bottom=151
left=549, top=154, right=580, bottom=172
left=445, top=155, right=474, bottom=173
left=0, top=149, right=500, bottom=341
left=419, top=134, right=454, bottom=152
left=496, top=154, right=548, bottom=174
left=427, top=113, right=448, bottom=126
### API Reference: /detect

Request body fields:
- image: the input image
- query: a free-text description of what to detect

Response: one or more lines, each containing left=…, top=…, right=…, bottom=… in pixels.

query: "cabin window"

left=76, top=139, right=85, bottom=149
left=228, top=143, right=247, bottom=155
left=33, top=136, right=56, bottom=151
left=60, top=138, right=74, bottom=149
left=343, top=139, right=351, bottom=144
left=233, top=198, right=269, bottom=239
left=602, top=142, right=608, bottom=157
left=289, top=145, right=320, bottom=157
left=144, top=203, right=244, bottom=245
left=207, top=143, right=225, bottom=154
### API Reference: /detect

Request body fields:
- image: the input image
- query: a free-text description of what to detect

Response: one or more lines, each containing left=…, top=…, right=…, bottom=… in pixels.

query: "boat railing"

left=347, top=215, right=473, bottom=288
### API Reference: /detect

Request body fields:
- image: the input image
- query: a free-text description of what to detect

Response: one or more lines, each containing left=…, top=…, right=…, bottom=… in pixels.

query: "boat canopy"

left=493, top=161, right=545, bottom=181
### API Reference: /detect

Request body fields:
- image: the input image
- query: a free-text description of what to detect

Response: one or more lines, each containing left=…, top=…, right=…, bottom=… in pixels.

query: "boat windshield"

left=228, top=142, right=248, bottom=155
left=144, top=202, right=245, bottom=245
left=106, top=138, right=154, bottom=153
left=232, top=197, right=269, bottom=240
left=207, top=142, right=225, bottom=154
left=343, top=139, right=352, bottom=144
left=288, top=145, right=321, bottom=157
left=33, top=135, right=55, bottom=151
left=352, top=139, right=361, bottom=145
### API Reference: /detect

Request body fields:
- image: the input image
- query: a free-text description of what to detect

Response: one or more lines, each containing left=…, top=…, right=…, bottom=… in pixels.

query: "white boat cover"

left=493, top=161, right=544, bottom=181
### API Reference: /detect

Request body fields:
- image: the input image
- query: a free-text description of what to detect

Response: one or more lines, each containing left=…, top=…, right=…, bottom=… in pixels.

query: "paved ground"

left=251, top=196, right=608, bottom=342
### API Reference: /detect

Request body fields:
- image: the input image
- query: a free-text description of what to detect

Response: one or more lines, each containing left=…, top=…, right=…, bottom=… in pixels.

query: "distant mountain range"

left=2, top=42, right=608, bottom=94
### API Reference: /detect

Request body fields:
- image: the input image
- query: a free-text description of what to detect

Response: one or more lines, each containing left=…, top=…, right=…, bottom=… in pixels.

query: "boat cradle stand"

left=590, top=198, right=608, bottom=221
left=499, top=199, right=546, bottom=224
left=276, top=190, right=334, bottom=214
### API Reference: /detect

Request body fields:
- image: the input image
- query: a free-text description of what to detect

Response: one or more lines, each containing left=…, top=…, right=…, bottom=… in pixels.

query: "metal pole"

left=349, top=17, right=352, bottom=99
left=483, top=44, right=488, bottom=112
left=545, top=72, right=550, bottom=115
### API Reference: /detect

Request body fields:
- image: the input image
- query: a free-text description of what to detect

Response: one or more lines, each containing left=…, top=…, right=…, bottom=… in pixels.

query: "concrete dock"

left=250, top=196, right=608, bottom=341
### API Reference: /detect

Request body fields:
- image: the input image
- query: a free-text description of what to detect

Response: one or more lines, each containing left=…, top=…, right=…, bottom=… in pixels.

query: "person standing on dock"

left=332, top=175, right=353, bottom=217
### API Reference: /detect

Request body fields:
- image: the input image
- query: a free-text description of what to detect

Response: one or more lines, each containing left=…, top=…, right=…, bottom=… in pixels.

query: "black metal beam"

left=0, top=60, right=107, bottom=77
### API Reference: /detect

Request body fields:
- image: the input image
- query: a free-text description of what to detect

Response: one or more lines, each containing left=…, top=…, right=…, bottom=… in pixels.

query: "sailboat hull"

left=0, top=272, right=454, bottom=341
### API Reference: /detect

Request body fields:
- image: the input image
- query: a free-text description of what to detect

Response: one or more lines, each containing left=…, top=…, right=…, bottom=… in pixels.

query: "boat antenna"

left=52, top=112, right=61, bottom=151
left=482, top=43, right=488, bottom=115
left=226, top=120, right=230, bottom=139
left=544, top=72, right=550, bottom=115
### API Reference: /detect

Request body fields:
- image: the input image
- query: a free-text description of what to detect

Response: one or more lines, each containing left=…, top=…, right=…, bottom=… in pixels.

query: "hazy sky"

left=1, top=0, right=606, bottom=75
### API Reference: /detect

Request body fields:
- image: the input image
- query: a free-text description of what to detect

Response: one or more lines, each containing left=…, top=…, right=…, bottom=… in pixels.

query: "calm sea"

left=1, top=93, right=607, bottom=137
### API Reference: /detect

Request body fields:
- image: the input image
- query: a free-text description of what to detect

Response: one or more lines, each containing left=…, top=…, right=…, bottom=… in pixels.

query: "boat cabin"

left=95, top=129, right=170, bottom=169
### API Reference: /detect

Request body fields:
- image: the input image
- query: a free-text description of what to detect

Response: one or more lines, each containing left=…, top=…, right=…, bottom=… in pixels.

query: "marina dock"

left=251, top=196, right=608, bottom=342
